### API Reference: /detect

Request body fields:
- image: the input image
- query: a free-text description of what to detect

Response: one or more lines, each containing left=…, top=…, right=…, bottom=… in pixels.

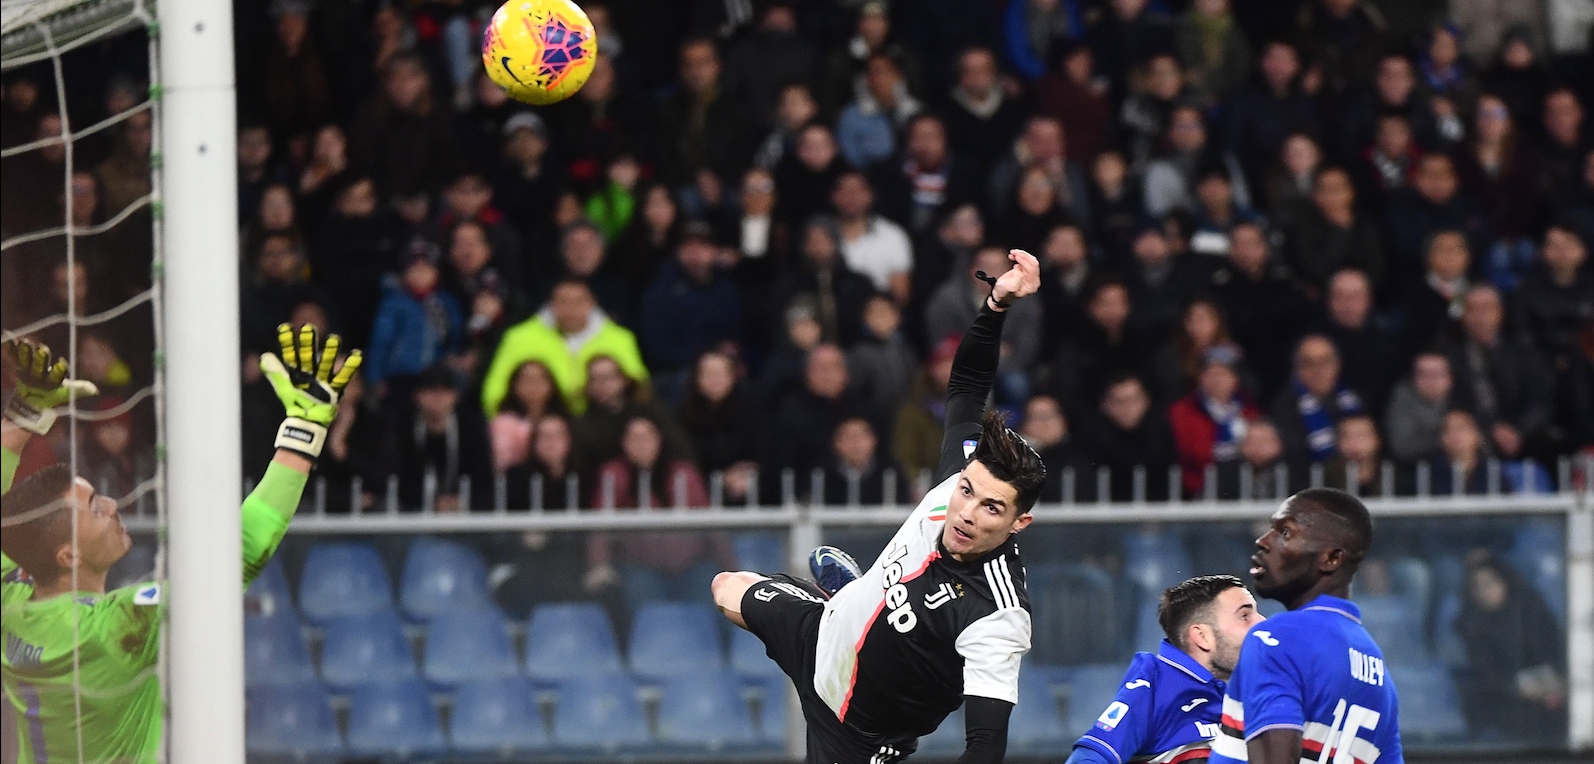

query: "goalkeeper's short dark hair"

left=1159, top=574, right=1246, bottom=650
left=969, top=410, right=1046, bottom=514
left=1, top=463, right=75, bottom=578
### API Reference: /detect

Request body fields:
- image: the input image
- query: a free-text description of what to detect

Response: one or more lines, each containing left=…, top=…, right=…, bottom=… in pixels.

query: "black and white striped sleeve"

left=958, top=557, right=1032, bottom=704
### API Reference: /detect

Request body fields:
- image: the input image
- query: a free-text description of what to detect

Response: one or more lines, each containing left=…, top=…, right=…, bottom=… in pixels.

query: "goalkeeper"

left=1, top=325, right=360, bottom=764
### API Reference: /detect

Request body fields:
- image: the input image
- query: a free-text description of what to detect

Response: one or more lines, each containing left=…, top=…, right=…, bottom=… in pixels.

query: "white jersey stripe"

left=983, top=560, right=1013, bottom=610
left=1222, top=695, right=1245, bottom=723
left=1210, top=732, right=1247, bottom=760
left=995, top=557, right=1019, bottom=610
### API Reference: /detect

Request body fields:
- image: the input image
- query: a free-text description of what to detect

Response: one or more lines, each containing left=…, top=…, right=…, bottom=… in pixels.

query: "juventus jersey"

left=812, top=472, right=1033, bottom=740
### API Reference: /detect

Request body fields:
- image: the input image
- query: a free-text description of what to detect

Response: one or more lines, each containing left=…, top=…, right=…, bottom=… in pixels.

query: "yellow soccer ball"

left=482, top=0, right=598, bottom=105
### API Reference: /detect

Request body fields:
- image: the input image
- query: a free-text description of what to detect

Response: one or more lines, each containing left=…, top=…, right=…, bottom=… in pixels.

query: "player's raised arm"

left=2, top=339, right=98, bottom=580
left=240, top=324, right=362, bottom=585
left=933, top=249, right=1040, bottom=482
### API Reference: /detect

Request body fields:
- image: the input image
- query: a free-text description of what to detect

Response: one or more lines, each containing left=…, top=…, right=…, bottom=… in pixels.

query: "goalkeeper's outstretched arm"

left=241, top=324, right=361, bottom=585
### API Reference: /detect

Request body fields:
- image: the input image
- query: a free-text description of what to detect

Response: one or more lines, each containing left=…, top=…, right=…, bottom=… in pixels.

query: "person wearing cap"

left=637, top=220, right=742, bottom=388
left=364, top=235, right=465, bottom=399
left=1168, top=343, right=1261, bottom=497
left=494, top=110, right=564, bottom=244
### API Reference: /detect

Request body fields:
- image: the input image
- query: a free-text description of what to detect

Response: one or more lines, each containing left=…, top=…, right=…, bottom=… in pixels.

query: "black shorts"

left=740, top=574, right=916, bottom=764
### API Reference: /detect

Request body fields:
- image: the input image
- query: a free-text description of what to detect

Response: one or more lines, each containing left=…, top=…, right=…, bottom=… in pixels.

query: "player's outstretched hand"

left=260, top=323, right=362, bottom=461
left=990, top=248, right=1041, bottom=309
left=2, top=338, right=99, bottom=435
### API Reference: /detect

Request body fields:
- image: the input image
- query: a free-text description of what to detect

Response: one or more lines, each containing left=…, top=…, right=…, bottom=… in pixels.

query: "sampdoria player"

left=1067, top=575, right=1266, bottom=764
left=711, top=249, right=1045, bottom=764
left=1209, top=488, right=1404, bottom=764
left=1, top=327, right=359, bottom=763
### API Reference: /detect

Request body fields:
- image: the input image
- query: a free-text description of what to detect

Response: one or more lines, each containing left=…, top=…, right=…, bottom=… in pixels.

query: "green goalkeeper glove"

left=3, top=338, right=99, bottom=435
left=260, top=323, right=362, bottom=462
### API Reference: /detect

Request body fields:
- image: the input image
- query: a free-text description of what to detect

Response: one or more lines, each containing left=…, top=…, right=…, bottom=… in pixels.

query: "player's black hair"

left=970, top=410, right=1046, bottom=514
left=1290, top=487, right=1374, bottom=568
left=0, top=463, right=75, bottom=578
left=1158, top=574, right=1246, bottom=651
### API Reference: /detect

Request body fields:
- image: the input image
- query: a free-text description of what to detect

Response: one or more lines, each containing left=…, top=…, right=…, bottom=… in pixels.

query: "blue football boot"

left=808, top=545, right=862, bottom=596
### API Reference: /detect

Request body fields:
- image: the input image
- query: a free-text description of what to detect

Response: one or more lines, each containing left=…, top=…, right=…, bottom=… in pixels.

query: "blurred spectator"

left=1384, top=350, right=1454, bottom=464
left=997, top=165, right=1074, bottom=256
left=1143, top=105, right=1251, bottom=218
left=1088, top=0, right=1174, bottom=99
left=1051, top=277, right=1149, bottom=411
left=1080, top=374, right=1176, bottom=502
left=1173, top=0, right=1250, bottom=104
left=502, top=412, right=587, bottom=510
left=637, top=219, right=742, bottom=392
left=1270, top=334, right=1365, bottom=467
left=677, top=351, right=760, bottom=504
left=893, top=337, right=957, bottom=486
left=347, top=53, right=457, bottom=195
left=849, top=295, right=919, bottom=419
left=1457, top=94, right=1545, bottom=269
left=489, top=360, right=571, bottom=473
left=1152, top=297, right=1236, bottom=402
left=1447, top=284, right=1554, bottom=459
left=819, top=2, right=924, bottom=116
left=308, top=175, right=393, bottom=346
left=0, top=72, right=42, bottom=149
left=235, top=123, right=287, bottom=227
left=242, top=233, right=335, bottom=351
left=583, top=154, right=642, bottom=243
left=1260, top=133, right=1322, bottom=232
left=78, top=398, right=155, bottom=502
left=260, top=0, right=331, bottom=142
left=1323, top=414, right=1388, bottom=496
left=990, top=116, right=1090, bottom=226
left=95, top=110, right=151, bottom=224
left=364, top=238, right=464, bottom=397
left=721, top=2, right=815, bottom=130
left=1002, top=0, right=1080, bottom=82
left=730, top=169, right=786, bottom=265
left=1215, top=418, right=1290, bottom=499
left=437, top=169, right=523, bottom=285
left=491, top=112, right=564, bottom=262
left=907, top=202, right=984, bottom=337
left=243, top=183, right=301, bottom=262
left=1208, top=222, right=1311, bottom=396
left=941, top=47, right=1024, bottom=167
left=832, top=171, right=914, bottom=303
left=1559, top=151, right=1594, bottom=248
left=1, top=113, right=65, bottom=239
left=456, top=71, right=518, bottom=170
left=548, top=55, right=648, bottom=192
left=483, top=279, right=648, bottom=416
left=1397, top=229, right=1471, bottom=357
left=1455, top=554, right=1567, bottom=743
left=492, top=415, right=595, bottom=613
left=1228, top=42, right=1319, bottom=193
left=776, top=123, right=849, bottom=232
left=769, top=219, right=875, bottom=348
left=1537, top=87, right=1588, bottom=196
left=443, top=221, right=527, bottom=377
left=1032, top=41, right=1111, bottom=163
left=318, top=374, right=396, bottom=514
left=1428, top=409, right=1549, bottom=494
left=926, top=247, right=1042, bottom=401
left=1319, top=268, right=1402, bottom=413
left=1297, top=0, right=1388, bottom=102
left=1284, top=166, right=1385, bottom=297
left=1353, top=111, right=1421, bottom=207
left=585, top=414, right=735, bottom=610
left=820, top=417, right=908, bottom=505
left=755, top=82, right=821, bottom=171
left=836, top=53, right=922, bottom=169
left=1385, top=152, right=1493, bottom=290
left=1018, top=393, right=1088, bottom=502
left=574, top=355, right=692, bottom=468
left=1124, top=225, right=1204, bottom=345
left=769, top=344, right=874, bottom=484
left=1169, top=344, right=1260, bottom=496
left=395, top=366, right=492, bottom=512
left=760, top=300, right=826, bottom=411
left=1416, top=22, right=1479, bottom=117
left=658, top=38, right=755, bottom=188
left=1187, top=167, right=1261, bottom=257
left=1453, top=5, right=1547, bottom=68
left=1516, top=225, right=1594, bottom=454
left=1036, top=223, right=1092, bottom=353
left=1086, top=150, right=1144, bottom=260
left=1119, top=54, right=1190, bottom=170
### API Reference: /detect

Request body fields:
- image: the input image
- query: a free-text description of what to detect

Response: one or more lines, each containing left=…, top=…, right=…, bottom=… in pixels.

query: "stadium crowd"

left=2, top=0, right=1590, bottom=748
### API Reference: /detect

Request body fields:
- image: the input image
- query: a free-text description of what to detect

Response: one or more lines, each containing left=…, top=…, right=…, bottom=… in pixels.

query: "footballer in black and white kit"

left=713, top=249, right=1046, bottom=764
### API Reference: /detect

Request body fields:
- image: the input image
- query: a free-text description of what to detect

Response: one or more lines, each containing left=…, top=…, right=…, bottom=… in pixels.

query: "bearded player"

left=1067, top=575, right=1265, bottom=764
left=1210, top=488, right=1404, bottom=764
left=712, top=249, right=1045, bottom=764
left=1, top=326, right=359, bottom=764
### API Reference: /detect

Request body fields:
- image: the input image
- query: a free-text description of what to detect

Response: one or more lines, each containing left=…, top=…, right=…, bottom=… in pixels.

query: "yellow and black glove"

left=3, top=338, right=99, bottom=435
left=260, top=324, right=361, bottom=462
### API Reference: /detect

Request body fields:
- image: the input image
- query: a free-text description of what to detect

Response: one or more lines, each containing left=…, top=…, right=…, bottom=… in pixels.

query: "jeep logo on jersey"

left=882, top=544, right=918, bottom=633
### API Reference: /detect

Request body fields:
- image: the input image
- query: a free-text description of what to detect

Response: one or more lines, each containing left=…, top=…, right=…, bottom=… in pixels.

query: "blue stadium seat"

left=1355, top=594, right=1429, bottom=664
left=1391, top=663, right=1467, bottom=742
left=449, top=676, right=550, bottom=756
left=298, top=543, right=393, bottom=625
left=754, top=676, right=792, bottom=747
left=399, top=537, right=492, bottom=623
left=421, top=604, right=519, bottom=687
left=1506, top=519, right=1566, bottom=624
left=731, top=532, right=786, bottom=574
left=628, top=602, right=724, bottom=680
left=523, top=602, right=623, bottom=684
left=346, top=678, right=447, bottom=759
left=1009, top=670, right=1069, bottom=753
left=655, top=672, right=759, bottom=751
left=550, top=673, right=652, bottom=753
left=245, top=557, right=294, bottom=619
left=245, top=680, right=343, bottom=763
left=320, top=610, right=417, bottom=691
left=918, top=707, right=965, bottom=757
left=731, top=626, right=782, bottom=678
left=1123, top=531, right=1194, bottom=596
left=244, top=610, right=316, bottom=688
left=1061, top=664, right=1128, bottom=739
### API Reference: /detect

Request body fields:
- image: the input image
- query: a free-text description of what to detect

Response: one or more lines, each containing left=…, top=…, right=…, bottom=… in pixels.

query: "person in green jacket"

left=1, top=326, right=359, bottom=764
left=481, top=278, right=650, bottom=416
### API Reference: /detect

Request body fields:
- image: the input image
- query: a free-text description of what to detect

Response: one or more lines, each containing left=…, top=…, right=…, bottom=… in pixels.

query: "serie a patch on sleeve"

left=1096, top=700, right=1129, bottom=731
left=133, top=583, right=162, bottom=606
left=963, top=439, right=978, bottom=457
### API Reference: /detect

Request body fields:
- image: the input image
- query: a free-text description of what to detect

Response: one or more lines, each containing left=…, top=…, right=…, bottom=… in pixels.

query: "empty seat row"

left=247, top=673, right=791, bottom=760
left=247, top=601, right=781, bottom=690
left=250, top=540, right=494, bottom=626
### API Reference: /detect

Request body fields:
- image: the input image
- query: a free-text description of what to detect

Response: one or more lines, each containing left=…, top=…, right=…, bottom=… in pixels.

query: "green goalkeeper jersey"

left=1, top=447, right=307, bottom=764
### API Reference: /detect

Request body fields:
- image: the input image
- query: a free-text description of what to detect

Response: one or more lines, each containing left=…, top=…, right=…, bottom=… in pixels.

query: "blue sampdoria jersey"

left=1210, top=595, right=1403, bottom=764
left=1072, top=640, right=1227, bottom=764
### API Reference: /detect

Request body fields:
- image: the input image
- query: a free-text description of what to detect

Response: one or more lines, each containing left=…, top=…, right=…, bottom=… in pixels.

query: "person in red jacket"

left=1169, top=343, right=1261, bottom=497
